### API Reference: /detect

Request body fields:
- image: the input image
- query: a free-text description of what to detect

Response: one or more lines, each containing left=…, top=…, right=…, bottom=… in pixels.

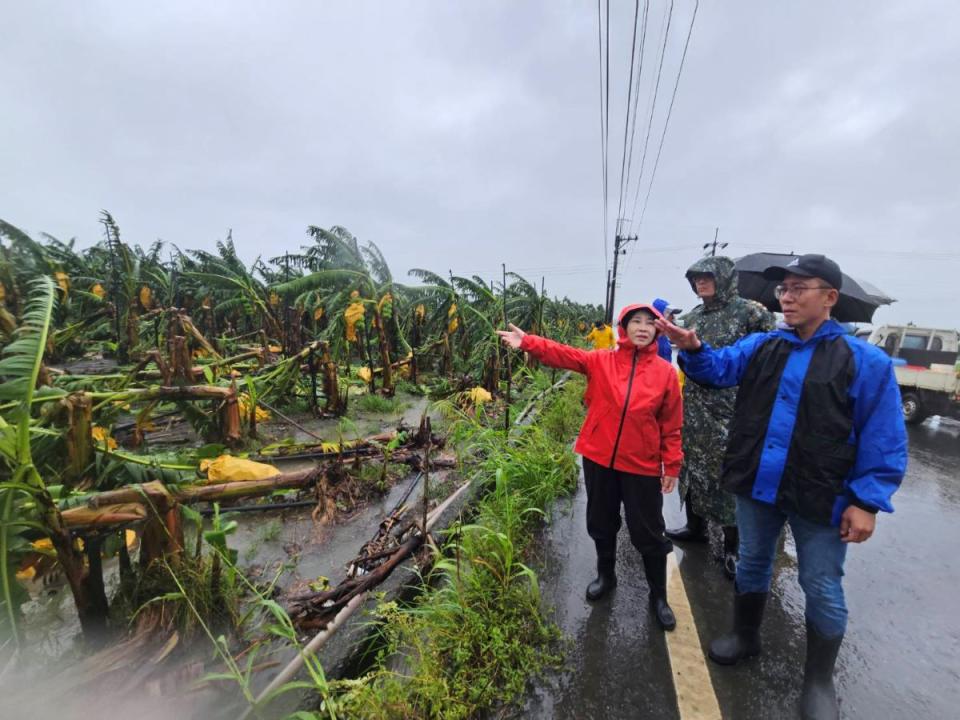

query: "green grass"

left=354, top=393, right=407, bottom=415
left=538, top=375, right=586, bottom=442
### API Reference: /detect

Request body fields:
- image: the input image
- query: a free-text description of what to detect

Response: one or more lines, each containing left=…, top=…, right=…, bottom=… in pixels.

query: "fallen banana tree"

left=60, top=469, right=322, bottom=531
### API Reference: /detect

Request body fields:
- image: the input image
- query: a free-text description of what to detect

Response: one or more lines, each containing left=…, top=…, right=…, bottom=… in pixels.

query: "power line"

left=615, top=0, right=643, bottom=230
left=597, top=0, right=611, bottom=271
left=597, top=0, right=607, bottom=269
left=605, top=0, right=610, bottom=250
left=628, top=0, right=675, bottom=225
left=637, top=0, right=700, bottom=226
left=620, top=0, right=651, bottom=234
left=620, top=0, right=669, bottom=274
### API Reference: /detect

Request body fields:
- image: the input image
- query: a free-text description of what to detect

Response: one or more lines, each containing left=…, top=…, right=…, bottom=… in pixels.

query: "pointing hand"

left=496, top=323, right=527, bottom=350
left=654, top=318, right=702, bottom=351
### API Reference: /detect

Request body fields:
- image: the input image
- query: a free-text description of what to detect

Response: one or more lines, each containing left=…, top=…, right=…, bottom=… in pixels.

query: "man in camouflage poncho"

left=666, top=256, right=776, bottom=578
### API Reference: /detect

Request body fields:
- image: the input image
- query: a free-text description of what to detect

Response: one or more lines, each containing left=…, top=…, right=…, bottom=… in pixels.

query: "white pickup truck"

left=858, top=325, right=960, bottom=424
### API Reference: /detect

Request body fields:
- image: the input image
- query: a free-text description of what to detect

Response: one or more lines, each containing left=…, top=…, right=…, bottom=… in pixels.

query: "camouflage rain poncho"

left=679, top=256, right=776, bottom=526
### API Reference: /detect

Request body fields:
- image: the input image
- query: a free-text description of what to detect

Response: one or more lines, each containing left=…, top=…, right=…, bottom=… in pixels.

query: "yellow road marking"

left=665, top=553, right=723, bottom=719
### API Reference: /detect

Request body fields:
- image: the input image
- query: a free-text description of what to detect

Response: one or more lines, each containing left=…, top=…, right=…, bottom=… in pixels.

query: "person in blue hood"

left=651, top=298, right=681, bottom=362
left=656, top=254, right=907, bottom=720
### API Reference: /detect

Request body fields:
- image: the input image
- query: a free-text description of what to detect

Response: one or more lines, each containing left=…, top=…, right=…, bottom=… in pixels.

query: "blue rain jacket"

left=679, top=319, right=907, bottom=525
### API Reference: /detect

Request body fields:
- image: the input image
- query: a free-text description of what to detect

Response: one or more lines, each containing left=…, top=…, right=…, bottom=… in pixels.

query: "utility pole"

left=703, top=227, right=728, bottom=257
left=606, top=233, right=637, bottom=324
left=502, top=262, right=512, bottom=433
left=538, top=276, right=546, bottom=336
left=604, top=269, right=612, bottom=322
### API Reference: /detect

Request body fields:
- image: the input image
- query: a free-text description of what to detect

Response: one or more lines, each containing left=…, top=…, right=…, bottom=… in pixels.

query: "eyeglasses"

left=774, top=284, right=834, bottom=300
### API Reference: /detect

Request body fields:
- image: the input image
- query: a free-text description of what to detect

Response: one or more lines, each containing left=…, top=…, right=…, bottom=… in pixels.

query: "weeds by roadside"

left=328, top=376, right=585, bottom=719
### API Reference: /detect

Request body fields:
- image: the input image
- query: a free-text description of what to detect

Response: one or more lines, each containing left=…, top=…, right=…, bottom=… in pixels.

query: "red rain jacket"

left=520, top=303, right=683, bottom=477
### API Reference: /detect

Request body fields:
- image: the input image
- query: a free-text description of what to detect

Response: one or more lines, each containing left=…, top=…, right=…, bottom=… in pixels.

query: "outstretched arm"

left=497, top=324, right=591, bottom=374
left=656, top=318, right=768, bottom=388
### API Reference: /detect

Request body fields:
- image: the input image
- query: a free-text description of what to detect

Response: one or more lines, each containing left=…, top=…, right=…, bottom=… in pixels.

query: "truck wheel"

left=901, top=392, right=927, bottom=425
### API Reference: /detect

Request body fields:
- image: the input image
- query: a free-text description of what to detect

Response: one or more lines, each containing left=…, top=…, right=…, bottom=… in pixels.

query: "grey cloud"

left=1, top=0, right=957, bottom=326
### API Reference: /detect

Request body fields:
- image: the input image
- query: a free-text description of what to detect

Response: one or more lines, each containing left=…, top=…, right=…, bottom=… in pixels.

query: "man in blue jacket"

left=656, top=254, right=907, bottom=720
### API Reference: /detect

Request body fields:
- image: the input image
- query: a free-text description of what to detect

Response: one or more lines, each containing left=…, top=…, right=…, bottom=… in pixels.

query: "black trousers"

left=583, top=456, right=673, bottom=565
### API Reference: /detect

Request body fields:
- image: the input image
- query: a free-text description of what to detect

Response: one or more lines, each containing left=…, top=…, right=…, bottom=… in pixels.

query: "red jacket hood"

left=615, top=303, right=664, bottom=350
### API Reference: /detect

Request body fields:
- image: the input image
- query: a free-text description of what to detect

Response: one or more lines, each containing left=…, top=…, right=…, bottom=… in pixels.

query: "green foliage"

left=394, top=379, right=428, bottom=396
left=130, top=503, right=243, bottom=642
left=537, top=375, right=587, bottom=442
left=0, top=276, right=59, bottom=648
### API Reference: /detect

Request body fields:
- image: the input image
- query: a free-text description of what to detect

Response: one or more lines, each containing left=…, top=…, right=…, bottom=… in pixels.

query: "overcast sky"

left=2, top=1, right=958, bottom=327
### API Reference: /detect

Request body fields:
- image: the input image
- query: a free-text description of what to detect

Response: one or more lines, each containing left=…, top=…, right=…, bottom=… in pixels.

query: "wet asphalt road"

left=525, top=419, right=960, bottom=719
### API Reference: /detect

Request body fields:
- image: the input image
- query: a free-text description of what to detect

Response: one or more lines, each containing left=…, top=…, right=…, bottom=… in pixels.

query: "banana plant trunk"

left=320, top=343, right=343, bottom=415
left=358, top=326, right=376, bottom=393
left=60, top=393, right=93, bottom=490
left=37, top=491, right=109, bottom=639
left=410, top=311, right=421, bottom=384
left=373, top=308, right=393, bottom=393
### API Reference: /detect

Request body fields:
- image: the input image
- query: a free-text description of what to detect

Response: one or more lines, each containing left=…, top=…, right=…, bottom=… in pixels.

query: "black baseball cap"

left=762, top=254, right=843, bottom=290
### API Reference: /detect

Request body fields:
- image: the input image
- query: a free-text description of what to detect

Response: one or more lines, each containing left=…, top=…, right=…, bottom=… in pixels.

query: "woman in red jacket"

left=497, top=303, right=683, bottom=630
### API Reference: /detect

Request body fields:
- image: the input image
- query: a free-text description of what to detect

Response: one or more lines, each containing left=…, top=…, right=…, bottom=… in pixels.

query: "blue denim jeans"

left=735, top=495, right=848, bottom=638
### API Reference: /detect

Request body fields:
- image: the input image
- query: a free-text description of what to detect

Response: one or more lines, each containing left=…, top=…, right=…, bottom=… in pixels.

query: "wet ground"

left=526, top=418, right=960, bottom=719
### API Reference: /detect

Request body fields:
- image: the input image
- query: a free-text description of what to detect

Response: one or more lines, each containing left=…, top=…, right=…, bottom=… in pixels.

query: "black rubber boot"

left=800, top=620, right=843, bottom=720
left=642, top=554, right=676, bottom=631
left=708, top=589, right=767, bottom=665
left=722, top=525, right=739, bottom=581
left=665, top=500, right=708, bottom=543
left=585, top=556, right=617, bottom=601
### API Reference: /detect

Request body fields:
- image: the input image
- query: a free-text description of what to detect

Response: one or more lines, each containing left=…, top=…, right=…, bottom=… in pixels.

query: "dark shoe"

left=651, top=596, right=676, bottom=631
left=722, top=526, right=739, bottom=581
left=708, top=590, right=767, bottom=665
left=586, top=558, right=617, bottom=601
left=800, top=620, right=843, bottom=720
left=641, top=553, right=676, bottom=631
left=665, top=502, right=707, bottom=543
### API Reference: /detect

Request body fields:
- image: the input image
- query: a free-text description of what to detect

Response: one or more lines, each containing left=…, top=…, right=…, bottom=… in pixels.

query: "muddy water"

left=526, top=419, right=960, bottom=719
left=263, top=392, right=434, bottom=446
left=229, top=470, right=426, bottom=593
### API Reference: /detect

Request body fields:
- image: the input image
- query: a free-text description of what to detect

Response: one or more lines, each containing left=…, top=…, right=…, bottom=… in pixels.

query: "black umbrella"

left=853, top=277, right=897, bottom=307
left=733, top=252, right=895, bottom=323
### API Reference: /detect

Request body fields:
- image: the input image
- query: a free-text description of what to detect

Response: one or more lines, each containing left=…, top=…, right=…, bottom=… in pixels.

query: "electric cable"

left=637, top=0, right=700, bottom=226
left=628, top=0, right=675, bottom=225
left=620, top=0, right=652, bottom=234
left=615, top=0, right=643, bottom=228
left=597, top=0, right=610, bottom=270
